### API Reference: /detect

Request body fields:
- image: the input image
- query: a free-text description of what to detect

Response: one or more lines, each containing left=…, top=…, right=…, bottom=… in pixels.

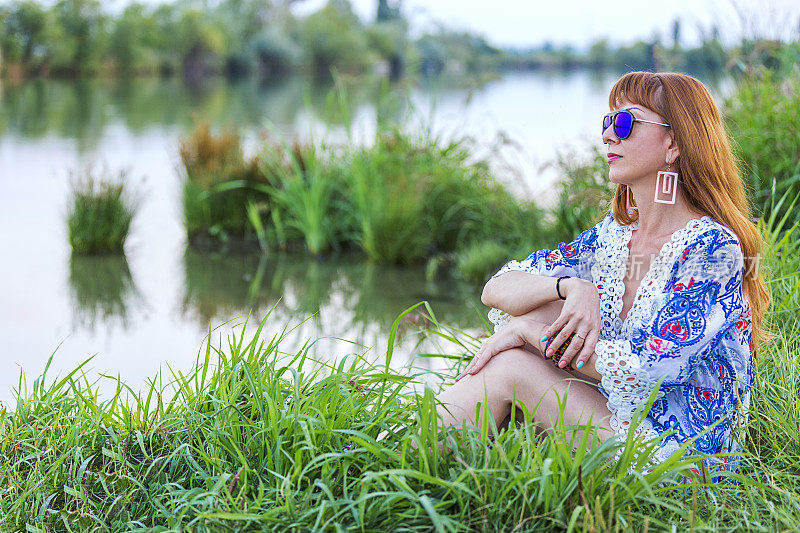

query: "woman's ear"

left=665, top=131, right=680, bottom=165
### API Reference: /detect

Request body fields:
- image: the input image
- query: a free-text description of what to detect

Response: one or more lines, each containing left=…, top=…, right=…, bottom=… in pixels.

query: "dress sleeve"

left=487, top=212, right=611, bottom=332
left=594, top=227, right=747, bottom=435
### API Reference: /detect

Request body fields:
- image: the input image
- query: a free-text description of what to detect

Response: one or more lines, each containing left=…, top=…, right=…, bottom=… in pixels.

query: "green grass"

left=0, top=310, right=736, bottom=531
left=726, top=68, right=800, bottom=227
left=66, top=173, right=136, bottom=255
left=256, top=139, right=347, bottom=256
left=3, top=212, right=799, bottom=530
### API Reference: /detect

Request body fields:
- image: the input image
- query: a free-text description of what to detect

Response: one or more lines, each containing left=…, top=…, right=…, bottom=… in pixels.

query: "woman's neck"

left=629, top=182, right=703, bottom=239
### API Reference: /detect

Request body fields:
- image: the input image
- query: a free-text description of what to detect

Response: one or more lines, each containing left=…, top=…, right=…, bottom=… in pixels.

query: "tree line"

left=1, top=0, right=797, bottom=80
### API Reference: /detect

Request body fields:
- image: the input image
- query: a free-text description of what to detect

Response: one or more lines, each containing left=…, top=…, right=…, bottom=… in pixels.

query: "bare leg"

left=437, top=349, right=613, bottom=444
left=436, top=299, right=613, bottom=447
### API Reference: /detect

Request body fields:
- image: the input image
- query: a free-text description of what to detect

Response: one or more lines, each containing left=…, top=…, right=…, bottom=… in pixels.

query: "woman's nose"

left=602, top=125, right=618, bottom=145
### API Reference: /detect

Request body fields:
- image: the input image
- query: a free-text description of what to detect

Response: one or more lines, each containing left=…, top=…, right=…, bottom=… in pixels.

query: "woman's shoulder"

left=685, top=215, right=742, bottom=250
left=677, top=216, right=745, bottom=282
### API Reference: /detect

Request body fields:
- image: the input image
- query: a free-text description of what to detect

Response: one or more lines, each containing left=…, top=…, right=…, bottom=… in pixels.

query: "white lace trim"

left=595, top=339, right=659, bottom=434
left=591, top=217, right=632, bottom=340
left=597, top=216, right=714, bottom=436
left=487, top=307, right=511, bottom=333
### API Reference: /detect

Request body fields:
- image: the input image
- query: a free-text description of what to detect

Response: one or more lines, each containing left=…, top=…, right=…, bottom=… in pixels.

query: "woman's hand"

left=457, top=317, right=546, bottom=380
left=543, top=277, right=601, bottom=370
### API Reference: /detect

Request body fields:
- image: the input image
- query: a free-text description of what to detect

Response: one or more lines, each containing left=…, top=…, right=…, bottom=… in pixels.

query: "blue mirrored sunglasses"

left=602, top=109, right=670, bottom=140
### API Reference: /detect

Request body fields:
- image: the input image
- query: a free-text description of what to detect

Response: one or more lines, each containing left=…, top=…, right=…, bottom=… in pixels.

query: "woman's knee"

left=481, top=348, right=551, bottom=389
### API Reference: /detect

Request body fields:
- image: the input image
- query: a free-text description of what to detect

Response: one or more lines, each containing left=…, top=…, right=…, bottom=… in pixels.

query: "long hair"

left=607, top=71, right=770, bottom=357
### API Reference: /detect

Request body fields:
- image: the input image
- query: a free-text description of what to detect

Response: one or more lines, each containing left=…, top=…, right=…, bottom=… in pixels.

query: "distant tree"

left=370, top=0, right=406, bottom=78
left=177, top=9, right=226, bottom=78
left=376, top=0, right=400, bottom=22
left=0, top=1, right=56, bottom=73
left=672, top=19, right=681, bottom=49
left=587, top=39, right=610, bottom=68
left=52, top=0, right=108, bottom=75
left=298, top=0, right=372, bottom=75
left=613, top=40, right=656, bottom=70
left=110, top=3, right=149, bottom=73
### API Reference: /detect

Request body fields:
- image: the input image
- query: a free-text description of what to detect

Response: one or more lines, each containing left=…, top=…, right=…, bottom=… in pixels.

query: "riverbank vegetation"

left=1, top=0, right=798, bottom=81
left=1, top=205, right=798, bottom=529
left=179, top=122, right=546, bottom=274
left=66, top=171, right=136, bottom=255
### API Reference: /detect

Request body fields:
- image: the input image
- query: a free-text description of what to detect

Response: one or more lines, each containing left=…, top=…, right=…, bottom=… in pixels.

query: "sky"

left=294, top=0, right=800, bottom=49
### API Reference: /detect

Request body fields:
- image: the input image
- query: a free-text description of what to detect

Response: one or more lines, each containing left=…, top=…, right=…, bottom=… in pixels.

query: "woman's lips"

left=607, top=154, right=622, bottom=162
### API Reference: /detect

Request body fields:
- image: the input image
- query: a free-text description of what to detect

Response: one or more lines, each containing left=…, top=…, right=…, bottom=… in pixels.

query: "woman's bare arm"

left=481, top=272, right=570, bottom=316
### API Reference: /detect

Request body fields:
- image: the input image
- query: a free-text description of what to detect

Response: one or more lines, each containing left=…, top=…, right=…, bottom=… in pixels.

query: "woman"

left=435, top=71, right=769, bottom=479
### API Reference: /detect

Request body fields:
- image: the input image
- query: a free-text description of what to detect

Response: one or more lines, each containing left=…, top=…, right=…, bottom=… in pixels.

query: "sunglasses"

left=602, top=109, right=670, bottom=140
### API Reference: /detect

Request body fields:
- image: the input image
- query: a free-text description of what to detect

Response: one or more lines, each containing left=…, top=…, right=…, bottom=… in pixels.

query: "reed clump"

left=345, top=129, right=545, bottom=266
left=180, top=122, right=270, bottom=250
left=192, top=124, right=546, bottom=273
left=66, top=171, right=136, bottom=255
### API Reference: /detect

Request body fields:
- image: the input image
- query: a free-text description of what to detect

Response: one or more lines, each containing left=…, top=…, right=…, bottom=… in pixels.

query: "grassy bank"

left=2, top=210, right=799, bottom=530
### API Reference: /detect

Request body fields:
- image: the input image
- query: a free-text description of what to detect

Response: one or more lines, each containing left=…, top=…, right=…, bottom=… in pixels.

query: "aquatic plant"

left=257, top=139, right=346, bottom=256
left=454, top=240, right=509, bottom=282
left=66, top=171, right=136, bottom=255
left=180, top=122, right=268, bottom=249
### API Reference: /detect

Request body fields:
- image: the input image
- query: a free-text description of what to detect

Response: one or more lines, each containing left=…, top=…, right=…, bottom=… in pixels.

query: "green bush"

left=343, top=129, right=543, bottom=266
left=66, top=172, right=135, bottom=255
left=345, top=131, right=435, bottom=264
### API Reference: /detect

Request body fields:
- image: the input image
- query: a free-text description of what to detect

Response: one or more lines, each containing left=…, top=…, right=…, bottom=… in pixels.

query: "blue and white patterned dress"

left=487, top=211, right=753, bottom=479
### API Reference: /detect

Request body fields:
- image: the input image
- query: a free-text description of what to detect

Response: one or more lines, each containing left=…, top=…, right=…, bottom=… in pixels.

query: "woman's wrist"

left=560, top=277, right=588, bottom=298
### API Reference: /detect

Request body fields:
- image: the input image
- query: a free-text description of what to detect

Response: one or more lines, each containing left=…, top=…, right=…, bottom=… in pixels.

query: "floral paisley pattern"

left=488, top=211, right=753, bottom=480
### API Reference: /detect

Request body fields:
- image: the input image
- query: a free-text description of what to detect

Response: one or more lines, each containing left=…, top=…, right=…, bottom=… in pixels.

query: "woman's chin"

left=607, top=170, right=633, bottom=186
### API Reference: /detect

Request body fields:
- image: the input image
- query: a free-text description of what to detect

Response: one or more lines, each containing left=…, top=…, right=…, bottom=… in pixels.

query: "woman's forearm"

left=481, top=272, right=564, bottom=316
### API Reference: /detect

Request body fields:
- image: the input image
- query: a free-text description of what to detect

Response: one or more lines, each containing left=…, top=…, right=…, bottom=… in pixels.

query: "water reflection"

left=68, top=254, right=140, bottom=330
left=0, top=75, right=420, bottom=145
left=181, top=249, right=486, bottom=339
left=0, top=72, right=504, bottom=151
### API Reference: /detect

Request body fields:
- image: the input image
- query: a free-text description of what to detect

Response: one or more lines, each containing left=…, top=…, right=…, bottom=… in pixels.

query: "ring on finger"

left=576, top=333, right=587, bottom=340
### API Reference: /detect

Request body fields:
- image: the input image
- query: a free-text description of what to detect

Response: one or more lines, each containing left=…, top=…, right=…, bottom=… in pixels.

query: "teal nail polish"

left=577, top=361, right=584, bottom=369
left=540, top=335, right=548, bottom=342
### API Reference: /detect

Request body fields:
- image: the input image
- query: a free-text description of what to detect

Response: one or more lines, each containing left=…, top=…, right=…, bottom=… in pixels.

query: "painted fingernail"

left=577, top=361, right=584, bottom=369
left=540, top=335, right=548, bottom=342
left=558, top=361, right=566, bottom=368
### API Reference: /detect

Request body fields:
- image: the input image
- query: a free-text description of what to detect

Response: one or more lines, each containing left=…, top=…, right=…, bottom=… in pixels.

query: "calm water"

left=0, top=70, right=732, bottom=402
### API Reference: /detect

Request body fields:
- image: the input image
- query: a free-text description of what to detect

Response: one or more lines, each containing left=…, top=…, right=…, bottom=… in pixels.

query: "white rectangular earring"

left=654, top=167, right=678, bottom=204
